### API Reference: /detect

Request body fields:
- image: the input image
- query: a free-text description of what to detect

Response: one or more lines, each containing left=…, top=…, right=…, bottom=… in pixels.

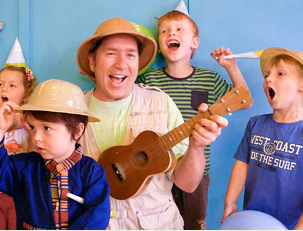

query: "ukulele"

left=98, top=85, right=253, bottom=200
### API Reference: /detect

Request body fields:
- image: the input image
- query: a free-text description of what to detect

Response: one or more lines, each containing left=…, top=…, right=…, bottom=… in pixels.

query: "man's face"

left=88, top=34, right=140, bottom=102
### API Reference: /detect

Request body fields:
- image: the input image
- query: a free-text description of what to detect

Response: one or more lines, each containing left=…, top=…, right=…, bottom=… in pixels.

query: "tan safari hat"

left=16, top=79, right=100, bottom=122
left=260, top=47, right=303, bottom=74
left=77, top=17, right=157, bottom=83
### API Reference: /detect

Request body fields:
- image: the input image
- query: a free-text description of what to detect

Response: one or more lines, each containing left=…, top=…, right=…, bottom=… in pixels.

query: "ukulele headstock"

left=210, top=85, right=253, bottom=116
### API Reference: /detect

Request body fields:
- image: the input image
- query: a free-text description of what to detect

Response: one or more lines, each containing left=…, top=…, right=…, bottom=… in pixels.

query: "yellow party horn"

left=223, top=50, right=264, bottom=59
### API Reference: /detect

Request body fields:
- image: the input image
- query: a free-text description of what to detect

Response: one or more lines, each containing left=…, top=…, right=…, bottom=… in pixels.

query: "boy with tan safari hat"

left=0, top=79, right=110, bottom=229
left=77, top=17, right=229, bottom=230
left=222, top=47, right=303, bottom=229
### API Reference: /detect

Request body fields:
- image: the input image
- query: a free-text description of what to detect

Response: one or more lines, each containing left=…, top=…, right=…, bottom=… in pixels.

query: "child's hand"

left=210, top=47, right=236, bottom=69
left=220, top=203, right=238, bottom=224
left=0, top=102, right=18, bottom=139
left=20, top=116, right=37, bottom=152
left=13, top=113, right=26, bottom=130
left=20, top=115, right=30, bottom=133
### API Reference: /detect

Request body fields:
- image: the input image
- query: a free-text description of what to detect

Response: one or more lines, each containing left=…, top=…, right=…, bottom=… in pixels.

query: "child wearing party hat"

left=0, top=38, right=38, bottom=230
left=222, top=47, right=303, bottom=229
left=0, top=79, right=110, bottom=229
left=1, top=38, right=37, bottom=154
left=137, top=1, right=251, bottom=229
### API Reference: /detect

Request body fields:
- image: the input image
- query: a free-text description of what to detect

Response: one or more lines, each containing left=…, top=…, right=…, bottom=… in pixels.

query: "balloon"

left=219, top=210, right=288, bottom=230
left=130, top=22, right=156, bottom=75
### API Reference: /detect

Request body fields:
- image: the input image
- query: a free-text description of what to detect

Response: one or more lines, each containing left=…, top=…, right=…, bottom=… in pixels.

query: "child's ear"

left=191, top=37, right=199, bottom=49
left=157, top=44, right=162, bottom=54
left=75, top=123, right=85, bottom=141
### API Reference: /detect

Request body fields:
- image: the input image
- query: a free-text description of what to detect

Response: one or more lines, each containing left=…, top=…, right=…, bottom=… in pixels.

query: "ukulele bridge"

left=112, top=163, right=125, bottom=181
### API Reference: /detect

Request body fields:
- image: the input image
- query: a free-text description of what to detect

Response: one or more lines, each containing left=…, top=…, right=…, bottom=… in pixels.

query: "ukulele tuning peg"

left=242, top=100, right=247, bottom=104
left=220, top=99, right=225, bottom=103
left=235, top=90, right=240, bottom=94
left=226, top=107, right=231, bottom=112
left=228, top=113, right=232, bottom=116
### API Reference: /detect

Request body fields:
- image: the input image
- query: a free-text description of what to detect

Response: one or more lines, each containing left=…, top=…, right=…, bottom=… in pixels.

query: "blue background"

left=1, top=0, right=303, bottom=229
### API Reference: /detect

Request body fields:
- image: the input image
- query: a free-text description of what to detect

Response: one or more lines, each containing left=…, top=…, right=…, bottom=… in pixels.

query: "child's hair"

left=156, top=10, right=199, bottom=57
left=0, top=66, right=37, bottom=105
left=266, top=54, right=303, bottom=78
left=24, top=111, right=88, bottom=142
left=157, top=10, right=199, bottom=38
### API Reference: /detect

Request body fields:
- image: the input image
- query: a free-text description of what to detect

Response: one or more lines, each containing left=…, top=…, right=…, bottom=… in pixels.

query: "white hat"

left=17, top=79, right=100, bottom=122
left=175, top=0, right=189, bottom=16
left=4, top=38, right=26, bottom=67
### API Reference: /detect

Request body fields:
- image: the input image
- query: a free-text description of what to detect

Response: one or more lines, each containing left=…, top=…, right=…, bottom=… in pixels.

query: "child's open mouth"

left=167, top=40, right=180, bottom=51
left=1, top=96, right=8, bottom=103
left=269, top=88, right=275, bottom=99
left=266, top=87, right=276, bottom=103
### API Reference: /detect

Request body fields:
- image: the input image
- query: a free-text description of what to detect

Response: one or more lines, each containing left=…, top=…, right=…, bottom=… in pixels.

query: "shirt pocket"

left=191, top=90, right=209, bottom=110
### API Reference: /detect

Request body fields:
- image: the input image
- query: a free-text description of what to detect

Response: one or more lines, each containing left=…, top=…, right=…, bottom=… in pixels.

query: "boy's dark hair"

left=24, top=111, right=88, bottom=142
left=266, top=54, right=303, bottom=77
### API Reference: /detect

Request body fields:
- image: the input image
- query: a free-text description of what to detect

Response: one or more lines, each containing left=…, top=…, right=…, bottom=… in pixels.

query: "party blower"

left=224, top=50, right=264, bottom=59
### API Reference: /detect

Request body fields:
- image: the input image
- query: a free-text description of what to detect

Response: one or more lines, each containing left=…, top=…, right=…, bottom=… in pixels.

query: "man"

left=77, top=17, right=228, bottom=230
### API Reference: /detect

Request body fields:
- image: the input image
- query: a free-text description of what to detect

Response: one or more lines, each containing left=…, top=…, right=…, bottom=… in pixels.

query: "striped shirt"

left=137, top=67, right=232, bottom=175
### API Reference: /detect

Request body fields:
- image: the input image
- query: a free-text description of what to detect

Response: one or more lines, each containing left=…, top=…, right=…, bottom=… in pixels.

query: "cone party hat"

left=175, top=0, right=189, bottom=16
left=4, top=38, right=27, bottom=67
left=224, top=50, right=264, bottom=59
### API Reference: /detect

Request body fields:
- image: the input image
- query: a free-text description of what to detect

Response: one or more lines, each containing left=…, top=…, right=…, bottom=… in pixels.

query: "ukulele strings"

left=160, top=88, right=246, bottom=151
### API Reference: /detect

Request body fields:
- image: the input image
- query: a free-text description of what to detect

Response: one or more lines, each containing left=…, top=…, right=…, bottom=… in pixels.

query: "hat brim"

left=15, top=104, right=100, bottom=122
left=77, top=30, right=157, bottom=83
left=260, top=47, right=303, bottom=73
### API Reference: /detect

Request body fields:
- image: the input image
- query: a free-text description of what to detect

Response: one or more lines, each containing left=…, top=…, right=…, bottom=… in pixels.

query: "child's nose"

left=169, top=30, right=176, bottom=36
left=33, top=131, right=42, bottom=142
left=1, top=85, right=8, bottom=91
left=266, top=75, right=274, bottom=83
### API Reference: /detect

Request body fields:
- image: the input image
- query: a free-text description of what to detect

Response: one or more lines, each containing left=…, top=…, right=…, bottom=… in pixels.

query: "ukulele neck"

left=160, top=110, right=212, bottom=150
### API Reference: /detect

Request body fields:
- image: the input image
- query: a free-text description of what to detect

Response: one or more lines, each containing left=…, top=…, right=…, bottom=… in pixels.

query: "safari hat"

left=260, top=47, right=303, bottom=73
left=77, top=17, right=157, bottom=83
left=16, top=79, right=100, bottom=122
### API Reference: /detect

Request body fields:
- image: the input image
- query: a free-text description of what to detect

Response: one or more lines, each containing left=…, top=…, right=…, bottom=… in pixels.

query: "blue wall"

left=1, top=0, right=303, bottom=229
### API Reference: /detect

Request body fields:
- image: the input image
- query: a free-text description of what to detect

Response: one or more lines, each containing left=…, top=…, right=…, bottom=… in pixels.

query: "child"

left=137, top=9, right=250, bottom=230
left=0, top=79, right=111, bottom=229
left=0, top=66, right=37, bottom=154
left=0, top=38, right=38, bottom=229
left=0, top=66, right=37, bottom=230
left=222, top=47, right=303, bottom=229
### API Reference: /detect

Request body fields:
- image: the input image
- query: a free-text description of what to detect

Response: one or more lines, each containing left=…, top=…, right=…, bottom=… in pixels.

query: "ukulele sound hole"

left=134, top=151, right=148, bottom=166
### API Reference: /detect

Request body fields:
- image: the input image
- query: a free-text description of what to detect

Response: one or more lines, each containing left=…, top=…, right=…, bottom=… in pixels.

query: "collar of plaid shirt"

left=44, top=145, right=82, bottom=229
